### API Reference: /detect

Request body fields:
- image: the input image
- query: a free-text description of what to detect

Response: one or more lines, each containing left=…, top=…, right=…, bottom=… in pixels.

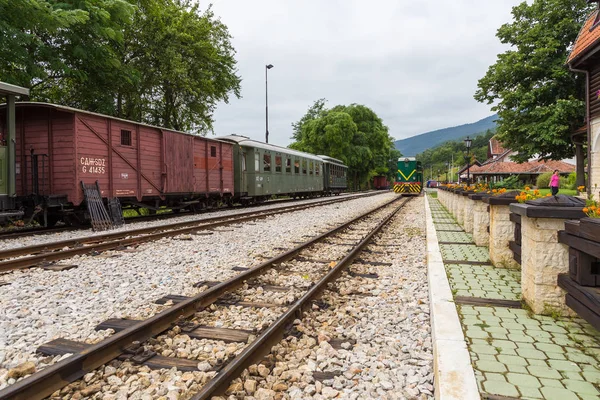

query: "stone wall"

left=472, top=201, right=489, bottom=247
left=520, top=216, right=575, bottom=316
left=456, top=195, right=465, bottom=227
left=488, top=204, right=519, bottom=269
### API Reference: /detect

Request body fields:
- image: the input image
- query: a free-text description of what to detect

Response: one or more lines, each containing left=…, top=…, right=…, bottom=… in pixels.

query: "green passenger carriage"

left=394, top=157, right=423, bottom=195
left=319, top=155, right=348, bottom=195
left=218, top=135, right=324, bottom=204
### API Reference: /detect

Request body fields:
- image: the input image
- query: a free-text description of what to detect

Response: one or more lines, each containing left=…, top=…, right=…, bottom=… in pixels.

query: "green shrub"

left=563, top=172, right=577, bottom=190
left=536, top=172, right=553, bottom=189
left=495, top=175, right=522, bottom=189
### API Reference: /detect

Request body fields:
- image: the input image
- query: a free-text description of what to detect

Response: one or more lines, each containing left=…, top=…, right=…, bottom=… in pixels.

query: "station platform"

left=426, top=194, right=600, bottom=400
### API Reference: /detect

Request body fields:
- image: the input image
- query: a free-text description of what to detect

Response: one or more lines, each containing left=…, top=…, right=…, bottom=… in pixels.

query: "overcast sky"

left=203, top=0, right=523, bottom=146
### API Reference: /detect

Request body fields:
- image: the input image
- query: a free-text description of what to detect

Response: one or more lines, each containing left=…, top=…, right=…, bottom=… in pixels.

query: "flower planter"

left=579, top=217, right=600, bottom=242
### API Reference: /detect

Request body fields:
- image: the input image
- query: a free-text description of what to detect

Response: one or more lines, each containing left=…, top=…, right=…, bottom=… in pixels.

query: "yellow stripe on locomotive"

left=393, top=182, right=422, bottom=193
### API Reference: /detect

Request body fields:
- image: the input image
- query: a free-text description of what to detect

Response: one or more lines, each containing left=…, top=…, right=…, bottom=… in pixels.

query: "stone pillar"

left=470, top=194, right=490, bottom=246
left=463, top=195, right=474, bottom=234
left=456, top=192, right=465, bottom=226
left=511, top=204, right=585, bottom=316
left=485, top=199, right=520, bottom=269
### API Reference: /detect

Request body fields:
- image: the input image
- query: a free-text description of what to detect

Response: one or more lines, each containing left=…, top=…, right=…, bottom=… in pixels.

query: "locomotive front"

left=393, top=157, right=423, bottom=195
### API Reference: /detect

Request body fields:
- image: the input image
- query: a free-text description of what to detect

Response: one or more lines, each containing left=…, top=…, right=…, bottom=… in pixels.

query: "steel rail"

left=190, top=197, right=411, bottom=399
left=0, top=196, right=402, bottom=400
left=0, top=193, right=383, bottom=273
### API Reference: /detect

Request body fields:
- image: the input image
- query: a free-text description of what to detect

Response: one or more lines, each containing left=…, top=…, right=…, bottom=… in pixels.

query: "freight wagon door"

left=164, top=132, right=193, bottom=193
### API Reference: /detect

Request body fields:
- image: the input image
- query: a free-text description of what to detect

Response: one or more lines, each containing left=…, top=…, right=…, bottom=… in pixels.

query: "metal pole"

left=265, top=66, right=269, bottom=144
left=467, top=148, right=470, bottom=185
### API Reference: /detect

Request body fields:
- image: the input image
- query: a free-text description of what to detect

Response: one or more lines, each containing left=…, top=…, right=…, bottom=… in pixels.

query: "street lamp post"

left=446, top=161, right=449, bottom=183
left=265, top=64, right=274, bottom=143
left=464, top=136, right=472, bottom=185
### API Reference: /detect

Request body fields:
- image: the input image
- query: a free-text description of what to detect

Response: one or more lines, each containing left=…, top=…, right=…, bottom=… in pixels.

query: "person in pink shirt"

left=550, top=170, right=560, bottom=196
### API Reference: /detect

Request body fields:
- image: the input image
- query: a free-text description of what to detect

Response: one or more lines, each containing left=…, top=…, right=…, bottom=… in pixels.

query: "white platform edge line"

left=425, top=194, right=480, bottom=400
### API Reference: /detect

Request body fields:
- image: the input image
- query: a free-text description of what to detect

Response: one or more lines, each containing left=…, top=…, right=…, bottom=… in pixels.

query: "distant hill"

left=394, top=114, right=498, bottom=156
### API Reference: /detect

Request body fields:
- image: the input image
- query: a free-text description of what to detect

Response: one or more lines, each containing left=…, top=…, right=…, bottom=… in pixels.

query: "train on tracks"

left=393, top=157, right=423, bottom=195
left=0, top=103, right=348, bottom=226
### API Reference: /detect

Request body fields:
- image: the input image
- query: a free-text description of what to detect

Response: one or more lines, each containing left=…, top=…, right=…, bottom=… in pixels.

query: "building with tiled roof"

left=468, top=137, right=575, bottom=185
left=568, top=1, right=600, bottom=193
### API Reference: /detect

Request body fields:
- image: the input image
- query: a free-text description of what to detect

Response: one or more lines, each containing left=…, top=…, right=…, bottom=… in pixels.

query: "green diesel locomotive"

left=394, top=157, right=423, bottom=195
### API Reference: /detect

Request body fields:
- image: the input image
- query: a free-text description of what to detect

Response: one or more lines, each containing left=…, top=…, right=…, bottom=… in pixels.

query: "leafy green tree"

left=474, top=0, right=593, bottom=162
left=290, top=101, right=396, bottom=189
left=0, top=0, right=241, bottom=134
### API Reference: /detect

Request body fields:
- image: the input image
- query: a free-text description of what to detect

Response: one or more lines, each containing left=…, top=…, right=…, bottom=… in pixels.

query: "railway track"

left=0, top=191, right=384, bottom=274
left=0, top=193, right=367, bottom=241
left=0, top=195, right=412, bottom=399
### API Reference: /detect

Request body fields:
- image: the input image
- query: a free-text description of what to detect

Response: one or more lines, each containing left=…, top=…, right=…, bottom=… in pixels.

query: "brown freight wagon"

left=0, top=103, right=234, bottom=225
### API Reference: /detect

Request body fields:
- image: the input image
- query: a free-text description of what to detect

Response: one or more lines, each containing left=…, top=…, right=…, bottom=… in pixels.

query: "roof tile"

left=568, top=10, right=600, bottom=65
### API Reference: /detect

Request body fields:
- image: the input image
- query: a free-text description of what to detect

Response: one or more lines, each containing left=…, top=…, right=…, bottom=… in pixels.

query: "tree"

left=0, top=0, right=241, bottom=134
left=474, top=0, right=593, bottom=162
left=290, top=101, right=396, bottom=189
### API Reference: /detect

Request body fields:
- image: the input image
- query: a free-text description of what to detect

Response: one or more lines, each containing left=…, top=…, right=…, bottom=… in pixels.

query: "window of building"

left=263, top=154, right=271, bottom=172
left=286, top=158, right=292, bottom=173
left=302, top=160, right=307, bottom=174
left=255, top=152, right=260, bottom=172
left=275, top=155, right=282, bottom=172
left=121, top=130, right=132, bottom=146
left=210, top=146, right=217, bottom=157
left=294, top=159, right=300, bottom=174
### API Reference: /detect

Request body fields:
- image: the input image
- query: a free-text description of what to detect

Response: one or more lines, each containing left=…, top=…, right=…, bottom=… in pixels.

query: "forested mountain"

left=394, top=114, right=497, bottom=156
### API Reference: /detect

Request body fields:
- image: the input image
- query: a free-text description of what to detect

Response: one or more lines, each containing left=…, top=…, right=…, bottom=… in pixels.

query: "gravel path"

left=0, top=192, right=397, bottom=392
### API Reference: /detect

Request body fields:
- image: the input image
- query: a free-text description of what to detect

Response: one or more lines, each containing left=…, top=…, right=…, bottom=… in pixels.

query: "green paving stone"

left=561, top=371, right=584, bottom=381
left=581, top=369, right=600, bottom=384
left=506, top=372, right=541, bottom=388
left=506, top=364, right=529, bottom=374
left=518, top=385, right=543, bottom=399
left=538, top=378, right=565, bottom=388
left=563, top=379, right=600, bottom=395
left=486, top=326, right=509, bottom=334
left=551, top=334, right=574, bottom=347
left=516, top=348, right=548, bottom=360
left=539, top=386, right=580, bottom=400
left=482, top=380, right=520, bottom=397
left=501, top=322, right=526, bottom=331
left=460, top=307, right=479, bottom=315
left=545, top=352, right=567, bottom=361
left=527, top=365, right=562, bottom=379
left=470, top=338, right=490, bottom=346
left=478, top=353, right=498, bottom=361
left=508, top=333, right=535, bottom=343
left=484, top=372, right=507, bottom=382
left=534, top=343, right=563, bottom=353
left=528, top=330, right=554, bottom=340
left=528, top=358, right=550, bottom=367
left=491, top=339, right=518, bottom=350
left=470, top=344, right=499, bottom=355
left=476, top=360, right=508, bottom=373
left=479, top=316, right=502, bottom=324
left=497, top=354, right=528, bottom=366
left=579, top=395, right=600, bottom=400
left=565, top=350, right=598, bottom=365
left=489, top=331, right=509, bottom=340
left=466, top=329, right=490, bottom=339
left=541, top=324, right=568, bottom=334
left=498, top=348, right=518, bottom=356
left=569, top=333, right=600, bottom=347
left=547, top=359, right=581, bottom=372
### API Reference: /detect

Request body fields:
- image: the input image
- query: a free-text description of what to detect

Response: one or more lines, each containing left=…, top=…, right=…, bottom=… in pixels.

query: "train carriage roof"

left=317, top=155, right=346, bottom=165
left=217, top=134, right=324, bottom=162
left=398, top=157, right=417, bottom=161
left=2, top=102, right=227, bottom=142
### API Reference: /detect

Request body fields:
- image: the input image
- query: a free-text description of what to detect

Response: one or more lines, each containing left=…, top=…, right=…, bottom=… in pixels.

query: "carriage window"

left=302, top=160, right=307, bottom=174
left=286, top=158, right=292, bottom=173
left=242, top=153, right=247, bottom=171
left=263, top=154, right=271, bottom=172
left=210, top=146, right=217, bottom=157
left=121, top=130, right=132, bottom=146
left=275, top=156, right=282, bottom=172
left=294, top=159, right=300, bottom=174
left=255, top=152, right=259, bottom=171
left=309, top=161, right=313, bottom=175
left=316, top=163, right=320, bottom=176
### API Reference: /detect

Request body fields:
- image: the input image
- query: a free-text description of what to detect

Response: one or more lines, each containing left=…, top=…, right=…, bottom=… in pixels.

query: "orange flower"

left=583, top=207, right=589, bottom=213
left=525, top=186, right=531, bottom=191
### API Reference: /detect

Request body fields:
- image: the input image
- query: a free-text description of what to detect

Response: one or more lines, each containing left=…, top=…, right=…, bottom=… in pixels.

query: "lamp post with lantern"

left=464, top=136, right=472, bottom=185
